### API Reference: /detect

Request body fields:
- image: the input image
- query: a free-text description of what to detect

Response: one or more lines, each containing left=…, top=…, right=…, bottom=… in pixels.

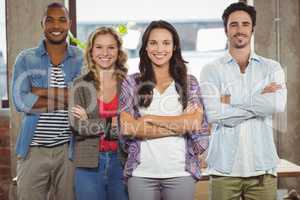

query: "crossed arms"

left=200, top=64, right=287, bottom=128
left=119, top=75, right=206, bottom=140
left=30, top=87, right=68, bottom=112
left=120, top=104, right=203, bottom=139
left=12, top=54, right=70, bottom=113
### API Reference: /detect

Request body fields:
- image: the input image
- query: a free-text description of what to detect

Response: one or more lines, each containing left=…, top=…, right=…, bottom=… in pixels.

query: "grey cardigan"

left=69, top=72, right=126, bottom=168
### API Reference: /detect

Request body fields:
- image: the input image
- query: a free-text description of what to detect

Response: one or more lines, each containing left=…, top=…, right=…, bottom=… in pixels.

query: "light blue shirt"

left=12, top=40, right=83, bottom=158
left=200, top=51, right=287, bottom=174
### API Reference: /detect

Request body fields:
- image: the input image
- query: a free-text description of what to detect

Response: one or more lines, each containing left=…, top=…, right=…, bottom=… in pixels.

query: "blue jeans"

left=75, top=152, right=128, bottom=200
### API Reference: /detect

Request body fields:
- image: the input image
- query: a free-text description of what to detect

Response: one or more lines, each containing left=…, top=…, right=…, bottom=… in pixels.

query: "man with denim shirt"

left=200, top=2, right=287, bottom=200
left=12, top=3, right=82, bottom=200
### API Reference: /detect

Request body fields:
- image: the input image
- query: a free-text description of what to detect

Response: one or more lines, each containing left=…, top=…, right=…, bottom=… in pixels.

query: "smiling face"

left=146, top=28, right=174, bottom=69
left=91, top=33, right=119, bottom=70
left=226, top=10, right=253, bottom=50
left=42, top=7, right=70, bottom=45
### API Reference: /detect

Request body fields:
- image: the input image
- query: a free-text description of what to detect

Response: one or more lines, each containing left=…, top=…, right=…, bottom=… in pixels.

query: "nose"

left=156, top=43, right=164, bottom=52
left=236, top=23, right=247, bottom=32
left=52, top=20, right=61, bottom=29
left=101, top=48, right=108, bottom=56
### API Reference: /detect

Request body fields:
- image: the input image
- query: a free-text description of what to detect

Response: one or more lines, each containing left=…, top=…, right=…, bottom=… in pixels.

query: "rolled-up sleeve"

left=118, top=75, right=140, bottom=153
left=119, top=75, right=136, bottom=114
left=12, top=53, right=39, bottom=113
left=187, top=75, right=209, bottom=155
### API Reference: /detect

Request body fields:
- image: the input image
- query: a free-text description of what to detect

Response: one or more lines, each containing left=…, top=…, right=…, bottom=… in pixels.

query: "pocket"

left=16, top=156, right=24, bottom=169
left=263, top=174, right=277, bottom=185
left=17, top=148, right=31, bottom=163
left=30, top=73, right=47, bottom=87
left=16, top=153, right=30, bottom=179
left=16, top=155, right=24, bottom=161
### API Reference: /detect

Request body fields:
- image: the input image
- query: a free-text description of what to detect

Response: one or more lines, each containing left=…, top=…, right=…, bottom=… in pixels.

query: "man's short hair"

left=222, top=2, right=256, bottom=30
left=42, top=2, right=69, bottom=19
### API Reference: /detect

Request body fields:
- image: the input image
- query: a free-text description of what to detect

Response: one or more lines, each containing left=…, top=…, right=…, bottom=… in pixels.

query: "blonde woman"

left=69, top=27, right=128, bottom=200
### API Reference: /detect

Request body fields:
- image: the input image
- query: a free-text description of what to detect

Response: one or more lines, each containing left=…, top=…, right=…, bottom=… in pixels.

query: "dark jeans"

left=75, top=152, right=128, bottom=200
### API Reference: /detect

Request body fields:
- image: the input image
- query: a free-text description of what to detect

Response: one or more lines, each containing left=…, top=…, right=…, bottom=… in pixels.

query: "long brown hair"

left=84, top=27, right=128, bottom=90
left=137, top=20, right=188, bottom=109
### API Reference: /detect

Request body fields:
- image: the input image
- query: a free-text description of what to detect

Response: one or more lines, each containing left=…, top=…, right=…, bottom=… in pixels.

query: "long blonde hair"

left=84, top=27, right=128, bottom=90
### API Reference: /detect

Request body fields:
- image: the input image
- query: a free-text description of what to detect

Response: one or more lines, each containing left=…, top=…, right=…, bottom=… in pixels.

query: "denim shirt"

left=119, top=73, right=210, bottom=180
left=200, top=51, right=287, bottom=174
left=12, top=40, right=83, bottom=158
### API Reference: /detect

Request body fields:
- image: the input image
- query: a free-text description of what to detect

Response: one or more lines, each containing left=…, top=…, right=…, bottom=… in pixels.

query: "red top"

left=97, top=95, right=118, bottom=152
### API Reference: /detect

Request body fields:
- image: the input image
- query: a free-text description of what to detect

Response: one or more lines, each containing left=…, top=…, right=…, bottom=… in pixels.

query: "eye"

left=242, top=22, right=251, bottom=27
left=59, top=17, right=67, bottom=22
left=163, top=41, right=171, bottom=45
left=45, top=17, right=53, bottom=23
left=148, top=41, right=157, bottom=45
left=229, top=22, right=238, bottom=27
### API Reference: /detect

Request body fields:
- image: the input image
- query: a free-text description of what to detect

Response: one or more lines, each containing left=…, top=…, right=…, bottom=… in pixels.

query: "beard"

left=233, top=40, right=249, bottom=49
left=231, top=33, right=250, bottom=49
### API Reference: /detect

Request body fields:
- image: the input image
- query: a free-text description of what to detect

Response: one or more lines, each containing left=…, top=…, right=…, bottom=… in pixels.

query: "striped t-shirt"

left=31, top=64, right=71, bottom=147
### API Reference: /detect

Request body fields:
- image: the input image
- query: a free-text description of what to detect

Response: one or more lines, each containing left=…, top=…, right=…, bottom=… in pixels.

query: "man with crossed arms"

left=12, top=3, right=83, bottom=199
left=200, top=2, right=287, bottom=200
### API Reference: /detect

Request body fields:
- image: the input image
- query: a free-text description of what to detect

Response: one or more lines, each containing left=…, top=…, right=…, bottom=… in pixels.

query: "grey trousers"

left=128, top=176, right=196, bottom=200
left=17, top=144, right=74, bottom=200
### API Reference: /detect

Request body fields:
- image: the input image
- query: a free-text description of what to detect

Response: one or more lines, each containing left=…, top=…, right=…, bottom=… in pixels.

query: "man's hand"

left=32, top=87, right=68, bottom=106
left=31, top=87, right=56, bottom=97
left=221, top=95, right=231, bottom=104
left=261, top=82, right=282, bottom=94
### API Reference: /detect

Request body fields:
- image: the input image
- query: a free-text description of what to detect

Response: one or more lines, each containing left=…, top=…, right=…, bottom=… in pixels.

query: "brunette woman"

left=119, top=20, right=209, bottom=200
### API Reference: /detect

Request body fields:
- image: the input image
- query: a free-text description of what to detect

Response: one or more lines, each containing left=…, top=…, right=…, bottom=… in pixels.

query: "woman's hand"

left=184, top=103, right=199, bottom=113
left=120, top=112, right=135, bottom=137
left=70, top=105, right=88, bottom=120
left=110, top=116, right=118, bottom=134
left=120, top=112, right=148, bottom=137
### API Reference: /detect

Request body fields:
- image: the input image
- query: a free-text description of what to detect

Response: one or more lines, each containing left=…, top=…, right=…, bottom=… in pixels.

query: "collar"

left=224, top=50, right=261, bottom=64
left=36, top=39, right=75, bottom=58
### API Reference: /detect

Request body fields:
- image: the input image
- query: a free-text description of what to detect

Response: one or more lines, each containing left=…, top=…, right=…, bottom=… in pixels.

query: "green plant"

left=68, top=24, right=128, bottom=50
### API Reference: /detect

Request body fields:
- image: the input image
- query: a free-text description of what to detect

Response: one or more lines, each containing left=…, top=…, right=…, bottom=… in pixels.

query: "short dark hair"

left=42, top=2, right=69, bottom=19
left=222, top=2, right=256, bottom=31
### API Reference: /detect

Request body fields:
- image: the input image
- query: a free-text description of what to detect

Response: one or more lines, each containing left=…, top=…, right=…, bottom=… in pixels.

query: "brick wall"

left=0, top=110, right=10, bottom=200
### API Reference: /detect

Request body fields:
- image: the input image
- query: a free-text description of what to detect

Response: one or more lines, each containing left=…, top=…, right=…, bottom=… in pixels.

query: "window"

left=196, top=28, right=227, bottom=52
left=76, top=0, right=237, bottom=79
